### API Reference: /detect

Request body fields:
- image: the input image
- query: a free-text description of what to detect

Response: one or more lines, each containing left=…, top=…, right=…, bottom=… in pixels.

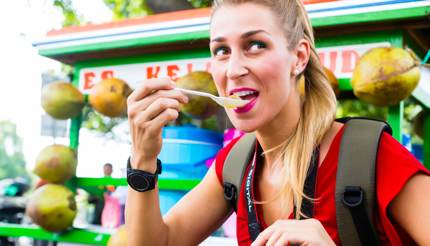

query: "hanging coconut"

left=351, top=47, right=420, bottom=106
left=176, top=71, right=219, bottom=119
left=41, top=81, right=84, bottom=119
left=26, top=184, right=77, bottom=232
left=89, top=78, right=132, bottom=118
left=34, top=144, right=77, bottom=184
left=297, top=67, right=339, bottom=97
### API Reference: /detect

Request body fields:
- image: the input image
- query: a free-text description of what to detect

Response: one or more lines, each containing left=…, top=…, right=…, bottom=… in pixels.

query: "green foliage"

left=188, top=0, right=212, bottom=8
left=103, top=0, right=152, bottom=20
left=0, top=121, right=30, bottom=181
left=336, top=100, right=388, bottom=120
left=53, top=0, right=83, bottom=27
left=81, top=105, right=128, bottom=142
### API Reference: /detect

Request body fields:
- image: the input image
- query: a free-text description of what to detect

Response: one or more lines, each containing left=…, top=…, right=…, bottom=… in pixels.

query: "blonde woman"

left=125, top=0, right=430, bottom=245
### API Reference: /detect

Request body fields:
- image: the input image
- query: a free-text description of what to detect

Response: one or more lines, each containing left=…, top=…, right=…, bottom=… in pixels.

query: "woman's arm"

left=389, top=173, right=430, bottom=245
left=126, top=164, right=231, bottom=246
left=125, top=78, right=231, bottom=245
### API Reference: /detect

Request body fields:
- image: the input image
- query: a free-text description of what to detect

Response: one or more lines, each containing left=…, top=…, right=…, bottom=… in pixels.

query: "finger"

left=147, top=108, right=179, bottom=135
left=266, top=230, right=284, bottom=246
left=128, top=89, right=188, bottom=117
left=274, top=234, right=292, bottom=246
left=134, top=98, right=181, bottom=124
left=251, top=227, right=275, bottom=246
left=127, top=78, right=174, bottom=103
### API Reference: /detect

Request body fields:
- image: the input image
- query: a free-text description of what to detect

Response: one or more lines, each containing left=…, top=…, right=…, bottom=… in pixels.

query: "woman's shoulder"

left=214, top=136, right=243, bottom=184
left=378, top=132, right=424, bottom=170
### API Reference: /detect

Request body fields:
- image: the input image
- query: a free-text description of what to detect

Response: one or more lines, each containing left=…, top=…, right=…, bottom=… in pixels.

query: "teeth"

left=233, top=91, right=256, bottom=97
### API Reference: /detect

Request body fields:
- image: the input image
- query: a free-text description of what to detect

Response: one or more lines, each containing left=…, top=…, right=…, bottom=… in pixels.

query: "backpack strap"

left=223, top=133, right=256, bottom=211
left=335, top=118, right=391, bottom=246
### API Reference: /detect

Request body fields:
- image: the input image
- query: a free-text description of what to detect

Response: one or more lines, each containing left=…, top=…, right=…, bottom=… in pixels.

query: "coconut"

left=34, top=144, right=77, bottom=184
left=351, top=47, right=420, bottom=106
left=297, top=67, right=339, bottom=97
left=41, top=82, right=84, bottom=119
left=89, top=78, right=132, bottom=117
left=26, top=184, right=76, bottom=232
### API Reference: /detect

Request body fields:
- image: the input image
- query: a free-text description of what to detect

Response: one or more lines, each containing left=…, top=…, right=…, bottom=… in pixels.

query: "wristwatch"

left=127, top=157, right=162, bottom=192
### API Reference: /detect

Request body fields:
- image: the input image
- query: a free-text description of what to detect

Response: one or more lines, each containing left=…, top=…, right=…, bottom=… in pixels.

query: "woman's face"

left=209, top=3, right=300, bottom=132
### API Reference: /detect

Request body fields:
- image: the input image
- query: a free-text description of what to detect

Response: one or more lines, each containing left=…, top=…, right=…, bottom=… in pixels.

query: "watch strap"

left=126, top=157, right=162, bottom=192
left=127, top=157, right=162, bottom=175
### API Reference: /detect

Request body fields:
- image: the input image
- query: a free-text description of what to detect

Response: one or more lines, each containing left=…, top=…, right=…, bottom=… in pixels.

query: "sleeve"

left=214, top=137, right=242, bottom=184
left=375, top=132, right=430, bottom=244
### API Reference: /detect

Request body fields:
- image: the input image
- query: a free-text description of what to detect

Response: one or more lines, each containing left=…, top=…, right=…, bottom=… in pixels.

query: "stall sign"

left=79, top=42, right=390, bottom=94
left=79, top=58, right=210, bottom=93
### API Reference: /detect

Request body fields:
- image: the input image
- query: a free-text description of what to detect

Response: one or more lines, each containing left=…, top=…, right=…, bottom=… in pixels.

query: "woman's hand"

left=127, top=78, right=188, bottom=171
left=251, top=219, right=335, bottom=246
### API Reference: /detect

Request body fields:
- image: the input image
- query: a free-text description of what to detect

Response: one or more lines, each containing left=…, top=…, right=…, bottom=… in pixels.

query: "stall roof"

left=33, top=0, right=430, bottom=64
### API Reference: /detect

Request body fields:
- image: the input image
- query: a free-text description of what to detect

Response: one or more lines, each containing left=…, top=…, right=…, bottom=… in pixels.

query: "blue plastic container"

left=158, top=126, right=223, bottom=214
left=158, top=126, right=223, bottom=179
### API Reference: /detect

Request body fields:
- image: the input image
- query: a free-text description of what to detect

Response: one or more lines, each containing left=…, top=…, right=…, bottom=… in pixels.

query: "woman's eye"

left=213, top=46, right=229, bottom=57
left=248, top=41, right=266, bottom=52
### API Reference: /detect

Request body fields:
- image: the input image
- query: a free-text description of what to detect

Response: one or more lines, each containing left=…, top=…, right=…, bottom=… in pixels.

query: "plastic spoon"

left=175, top=87, right=249, bottom=108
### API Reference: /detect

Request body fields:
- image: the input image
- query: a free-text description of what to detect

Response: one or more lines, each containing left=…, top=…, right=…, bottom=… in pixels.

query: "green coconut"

left=26, top=184, right=76, bottom=232
left=41, top=82, right=84, bottom=119
left=34, top=144, right=77, bottom=184
left=351, top=47, right=420, bottom=106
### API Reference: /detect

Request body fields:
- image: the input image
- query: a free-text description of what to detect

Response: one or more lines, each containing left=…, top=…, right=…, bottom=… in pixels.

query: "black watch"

left=127, top=157, right=162, bottom=192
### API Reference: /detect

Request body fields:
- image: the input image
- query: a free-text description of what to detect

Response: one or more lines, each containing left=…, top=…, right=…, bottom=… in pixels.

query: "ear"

left=294, top=39, right=311, bottom=74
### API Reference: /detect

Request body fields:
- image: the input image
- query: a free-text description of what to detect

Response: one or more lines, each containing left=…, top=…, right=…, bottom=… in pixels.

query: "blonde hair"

left=212, top=0, right=337, bottom=219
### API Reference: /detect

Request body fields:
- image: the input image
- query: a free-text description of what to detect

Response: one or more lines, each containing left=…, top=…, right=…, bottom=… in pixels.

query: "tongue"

left=241, top=94, right=258, bottom=100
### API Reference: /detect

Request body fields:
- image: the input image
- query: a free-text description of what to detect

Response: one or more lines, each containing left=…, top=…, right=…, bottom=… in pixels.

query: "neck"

left=256, top=90, right=301, bottom=168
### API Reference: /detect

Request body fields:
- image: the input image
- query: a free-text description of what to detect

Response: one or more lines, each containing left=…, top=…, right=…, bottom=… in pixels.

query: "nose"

left=226, top=53, right=248, bottom=80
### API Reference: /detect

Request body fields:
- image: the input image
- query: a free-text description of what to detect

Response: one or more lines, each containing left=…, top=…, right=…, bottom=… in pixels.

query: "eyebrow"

left=210, top=29, right=268, bottom=43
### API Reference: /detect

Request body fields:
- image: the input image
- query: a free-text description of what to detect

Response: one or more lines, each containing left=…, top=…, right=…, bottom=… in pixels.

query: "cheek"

left=209, top=61, right=226, bottom=93
left=257, top=54, right=290, bottom=85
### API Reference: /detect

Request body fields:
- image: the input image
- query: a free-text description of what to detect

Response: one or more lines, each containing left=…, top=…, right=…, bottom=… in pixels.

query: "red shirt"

left=215, top=126, right=429, bottom=245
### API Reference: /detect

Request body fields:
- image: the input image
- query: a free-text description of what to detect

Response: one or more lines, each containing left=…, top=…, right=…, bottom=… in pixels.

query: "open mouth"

left=229, top=89, right=259, bottom=102
left=229, top=88, right=259, bottom=112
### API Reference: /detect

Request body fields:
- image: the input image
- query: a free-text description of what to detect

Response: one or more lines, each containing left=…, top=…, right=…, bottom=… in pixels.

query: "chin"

left=230, top=119, right=260, bottom=133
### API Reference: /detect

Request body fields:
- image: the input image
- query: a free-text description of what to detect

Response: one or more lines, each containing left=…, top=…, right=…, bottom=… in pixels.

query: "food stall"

left=0, top=0, right=429, bottom=244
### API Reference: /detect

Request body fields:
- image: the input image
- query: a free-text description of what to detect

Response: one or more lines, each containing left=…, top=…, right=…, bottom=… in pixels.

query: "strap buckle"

left=342, top=186, right=364, bottom=207
left=223, top=182, right=237, bottom=202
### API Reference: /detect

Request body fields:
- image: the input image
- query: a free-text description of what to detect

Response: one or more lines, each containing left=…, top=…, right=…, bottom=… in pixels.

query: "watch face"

left=129, top=173, right=150, bottom=191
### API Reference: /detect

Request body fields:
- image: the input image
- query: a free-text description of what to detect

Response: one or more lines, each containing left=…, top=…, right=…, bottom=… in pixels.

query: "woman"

left=125, top=0, right=430, bottom=245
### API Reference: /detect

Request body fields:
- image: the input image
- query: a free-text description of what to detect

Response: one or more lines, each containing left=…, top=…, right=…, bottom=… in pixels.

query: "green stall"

left=1, top=0, right=429, bottom=244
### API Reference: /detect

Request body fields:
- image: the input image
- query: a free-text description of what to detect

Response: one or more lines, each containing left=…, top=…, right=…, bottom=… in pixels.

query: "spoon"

left=175, top=87, right=249, bottom=108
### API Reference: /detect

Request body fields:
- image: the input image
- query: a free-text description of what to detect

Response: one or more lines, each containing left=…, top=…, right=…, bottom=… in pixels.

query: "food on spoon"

left=225, top=95, right=249, bottom=108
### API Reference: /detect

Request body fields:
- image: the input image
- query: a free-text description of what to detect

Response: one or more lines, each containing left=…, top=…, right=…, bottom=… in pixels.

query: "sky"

left=0, top=0, right=130, bottom=178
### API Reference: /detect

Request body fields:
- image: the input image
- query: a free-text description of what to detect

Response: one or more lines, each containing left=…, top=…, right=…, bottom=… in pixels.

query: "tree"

left=0, top=121, right=30, bottom=181
left=53, top=0, right=83, bottom=27
left=102, top=0, right=211, bottom=19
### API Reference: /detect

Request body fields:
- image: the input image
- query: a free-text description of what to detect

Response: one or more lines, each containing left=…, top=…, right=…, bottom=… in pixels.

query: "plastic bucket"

left=158, top=126, right=223, bottom=214
left=158, top=126, right=223, bottom=179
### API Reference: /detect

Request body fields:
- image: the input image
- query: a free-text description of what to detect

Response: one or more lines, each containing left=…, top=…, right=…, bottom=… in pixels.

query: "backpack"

left=222, top=117, right=392, bottom=246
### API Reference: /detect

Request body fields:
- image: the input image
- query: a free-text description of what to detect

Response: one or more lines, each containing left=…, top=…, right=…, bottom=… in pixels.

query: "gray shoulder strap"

left=223, top=133, right=256, bottom=210
left=336, top=118, right=388, bottom=246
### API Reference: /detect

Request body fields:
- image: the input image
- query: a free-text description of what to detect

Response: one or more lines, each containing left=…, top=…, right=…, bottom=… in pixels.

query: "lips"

left=229, top=87, right=259, bottom=100
left=228, top=87, right=259, bottom=113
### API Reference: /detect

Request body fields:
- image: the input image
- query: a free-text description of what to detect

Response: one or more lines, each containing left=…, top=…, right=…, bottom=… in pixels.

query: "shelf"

left=0, top=223, right=111, bottom=245
left=77, top=177, right=201, bottom=191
